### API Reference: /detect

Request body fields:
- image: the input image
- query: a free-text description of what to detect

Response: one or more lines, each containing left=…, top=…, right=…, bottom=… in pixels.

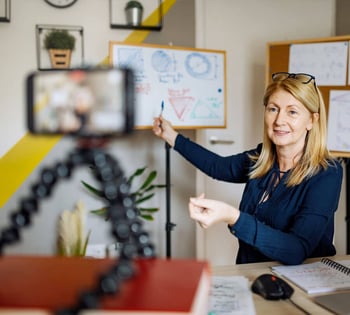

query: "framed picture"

left=0, top=0, right=10, bottom=22
left=36, top=24, right=84, bottom=70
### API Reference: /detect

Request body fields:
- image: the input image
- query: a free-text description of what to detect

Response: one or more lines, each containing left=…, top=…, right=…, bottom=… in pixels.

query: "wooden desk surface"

left=211, top=254, right=350, bottom=315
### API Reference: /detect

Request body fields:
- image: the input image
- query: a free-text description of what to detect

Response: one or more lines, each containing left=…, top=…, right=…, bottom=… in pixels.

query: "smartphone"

left=26, top=67, right=135, bottom=137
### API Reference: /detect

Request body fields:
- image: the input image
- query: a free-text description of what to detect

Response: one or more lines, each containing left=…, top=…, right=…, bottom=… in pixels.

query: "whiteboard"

left=289, top=41, right=348, bottom=86
left=109, top=42, right=227, bottom=129
left=327, top=90, right=350, bottom=152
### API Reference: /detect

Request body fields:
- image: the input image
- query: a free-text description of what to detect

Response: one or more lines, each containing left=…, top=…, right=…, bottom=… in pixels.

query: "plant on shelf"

left=43, top=29, right=76, bottom=69
left=44, top=29, right=76, bottom=50
left=82, top=166, right=166, bottom=221
left=124, top=1, right=144, bottom=26
left=125, top=0, right=143, bottom=10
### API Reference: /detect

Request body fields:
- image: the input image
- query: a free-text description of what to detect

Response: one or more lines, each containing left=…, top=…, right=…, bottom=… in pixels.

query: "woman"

left=153, top=72, right=343, bottom=265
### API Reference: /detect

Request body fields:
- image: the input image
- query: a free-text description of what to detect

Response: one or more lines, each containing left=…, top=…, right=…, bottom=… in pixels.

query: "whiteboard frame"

left=109, top=41, right=227, bottom=129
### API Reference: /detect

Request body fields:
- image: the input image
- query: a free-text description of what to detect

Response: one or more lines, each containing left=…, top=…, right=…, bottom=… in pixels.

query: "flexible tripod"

left=0, top=143, right=156, bottom=315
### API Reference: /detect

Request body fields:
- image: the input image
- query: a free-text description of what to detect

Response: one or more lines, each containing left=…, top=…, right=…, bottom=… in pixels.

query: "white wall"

left=1, top=0, right=117, bottom=155
left=0, top=0, right=347, bottom=263
left=0, top=0, right=197, bottom=259
left=194, top=0, right=347, bottom=265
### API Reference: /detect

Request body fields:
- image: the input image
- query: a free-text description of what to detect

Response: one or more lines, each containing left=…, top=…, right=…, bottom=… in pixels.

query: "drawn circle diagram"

left=185, top=53, right=211, bottom=78
left=151, top=50, right=174, bottom=73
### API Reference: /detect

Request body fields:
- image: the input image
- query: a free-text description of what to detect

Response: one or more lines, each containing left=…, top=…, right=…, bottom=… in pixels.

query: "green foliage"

left=44, top=29, right=76, bottom=50
left=82, top=166, right=166, bottom=221
left=125, top=1, right=143, bottom=10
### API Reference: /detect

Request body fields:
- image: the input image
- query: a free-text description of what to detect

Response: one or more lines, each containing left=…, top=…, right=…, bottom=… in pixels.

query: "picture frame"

left=36, top=24, right=84, bottom=70
left=0, top=0, right=10, bottom=22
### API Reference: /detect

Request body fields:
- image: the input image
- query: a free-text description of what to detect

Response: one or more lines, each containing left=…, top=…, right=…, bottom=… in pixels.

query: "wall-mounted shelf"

left=36, top=24, right=84, bottom=70
left=0, top=0, right=10, bottom=23
left=109, top=0, right=163, bottom=31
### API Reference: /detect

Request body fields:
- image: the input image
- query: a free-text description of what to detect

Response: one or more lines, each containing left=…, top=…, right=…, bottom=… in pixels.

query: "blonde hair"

left=249, top=77, right=334, bottom=186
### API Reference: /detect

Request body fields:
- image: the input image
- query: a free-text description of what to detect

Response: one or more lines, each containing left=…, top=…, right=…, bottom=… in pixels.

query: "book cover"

left=0, top=255, right=211, bottom=314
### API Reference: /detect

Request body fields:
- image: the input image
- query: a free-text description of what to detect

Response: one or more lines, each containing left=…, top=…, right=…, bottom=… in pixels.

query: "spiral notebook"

left=271, top=257, right=350, bottom=294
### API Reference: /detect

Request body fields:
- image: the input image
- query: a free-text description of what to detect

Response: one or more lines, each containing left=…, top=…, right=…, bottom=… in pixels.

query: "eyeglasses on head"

left=272, top=72, right=316, bottom=88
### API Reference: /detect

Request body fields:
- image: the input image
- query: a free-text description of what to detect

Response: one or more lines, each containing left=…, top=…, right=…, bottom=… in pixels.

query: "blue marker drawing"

left=160, top=100, right=164, bottom=116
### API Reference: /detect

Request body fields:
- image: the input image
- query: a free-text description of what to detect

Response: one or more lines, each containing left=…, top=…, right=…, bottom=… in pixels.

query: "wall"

left=0, top=0, right=346, bottom=264
left=193, top=0, right=348, bottom=265
left=334, top=0, right=350, bottom=255
left=336, top=0, right=350, bottom=35
left=0, top=0, right=197, bottom=259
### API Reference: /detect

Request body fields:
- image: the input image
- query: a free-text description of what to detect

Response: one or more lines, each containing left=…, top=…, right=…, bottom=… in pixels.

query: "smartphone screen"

left=26, top=67, right=134, bottom=136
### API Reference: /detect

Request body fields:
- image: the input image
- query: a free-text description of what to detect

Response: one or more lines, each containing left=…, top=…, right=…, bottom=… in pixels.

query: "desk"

left=212, top=254, right=350, bottom=315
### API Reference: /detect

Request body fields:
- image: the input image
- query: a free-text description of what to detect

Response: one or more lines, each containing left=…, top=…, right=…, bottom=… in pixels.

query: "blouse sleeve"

left=174, top=134, right=259, bottom=183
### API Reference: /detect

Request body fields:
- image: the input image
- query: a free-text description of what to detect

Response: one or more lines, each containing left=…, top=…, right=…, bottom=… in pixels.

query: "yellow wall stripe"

left=0, top=0, right=176, bottom=208
left=0, top=135, right=61, bottom=206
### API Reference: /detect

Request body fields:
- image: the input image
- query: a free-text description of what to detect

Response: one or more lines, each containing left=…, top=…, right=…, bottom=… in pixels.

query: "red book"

left=0, top=255, right=211, bottom=314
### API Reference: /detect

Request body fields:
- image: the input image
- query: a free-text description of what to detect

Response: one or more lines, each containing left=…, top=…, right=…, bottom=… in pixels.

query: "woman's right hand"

left=152, top=116, right=178, bottom=147
left=188, top=194, right=240, bottom=228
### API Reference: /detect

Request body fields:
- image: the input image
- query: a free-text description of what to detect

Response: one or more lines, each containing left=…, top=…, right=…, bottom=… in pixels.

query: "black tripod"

left=165, top=142, right=176, bottom=258
left=0, top=144, right=156, bottom=315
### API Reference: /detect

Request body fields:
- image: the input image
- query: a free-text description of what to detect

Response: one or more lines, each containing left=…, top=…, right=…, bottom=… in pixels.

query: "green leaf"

left=138, top=170, right=157, bottom=191
left=155, top=184, right=167, bottom=189
left=125, top=1, right=143, bottom=10
left=144, top=184, right=156, bottom=193
left=127, top=166, right=146, bottom=185
left=81, top=180, right=104, bottom=198
left=82, top=165, right=166, bottom=222
left=139, top=207, right=159, bottom=213
left=90, top=208, right=108, bottom=216
left=140, top=214, right=154, bottom=221
left=135, top=193, right=154, bottom=204
left=44, top=29, right=76, bottom=50
left=73, top=241, right=80, bottom=256
left=82, top=230, right=92, bottom=256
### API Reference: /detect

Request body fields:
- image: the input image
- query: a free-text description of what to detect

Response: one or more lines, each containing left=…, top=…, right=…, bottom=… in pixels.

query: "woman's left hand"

left=188, top=194, right=240, bottom=228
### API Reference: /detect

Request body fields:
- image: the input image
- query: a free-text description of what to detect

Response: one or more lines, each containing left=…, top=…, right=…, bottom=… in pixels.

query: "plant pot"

left=125, top=7, right=143, bottom=26
left=49, top=49, right=72, bottom=69
left=85, top=243, right=120, bottom=258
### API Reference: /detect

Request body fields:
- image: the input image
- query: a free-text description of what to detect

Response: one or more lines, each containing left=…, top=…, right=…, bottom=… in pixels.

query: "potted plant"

left=56, top=201, right=91, bottom=257
left=82, top=166, right=166, bottom=221
left=43, top=29, right=76, bottom=69
left=124, top=1, right=143, bottom=26
left=55, top=166, right=164, bottom=258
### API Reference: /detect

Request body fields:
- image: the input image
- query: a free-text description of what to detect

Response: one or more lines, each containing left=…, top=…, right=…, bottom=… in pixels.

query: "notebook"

left=314, top=292, right=350, bottom=315
left=271, top=257, right=350, bottom=294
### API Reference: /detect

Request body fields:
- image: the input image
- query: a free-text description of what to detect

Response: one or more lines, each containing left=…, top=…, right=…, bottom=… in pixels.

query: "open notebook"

left=271, top=257, right=350, bottom=294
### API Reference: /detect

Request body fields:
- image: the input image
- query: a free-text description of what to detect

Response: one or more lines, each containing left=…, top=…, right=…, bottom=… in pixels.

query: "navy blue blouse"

left=174, top=134, right=343, bottom=265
